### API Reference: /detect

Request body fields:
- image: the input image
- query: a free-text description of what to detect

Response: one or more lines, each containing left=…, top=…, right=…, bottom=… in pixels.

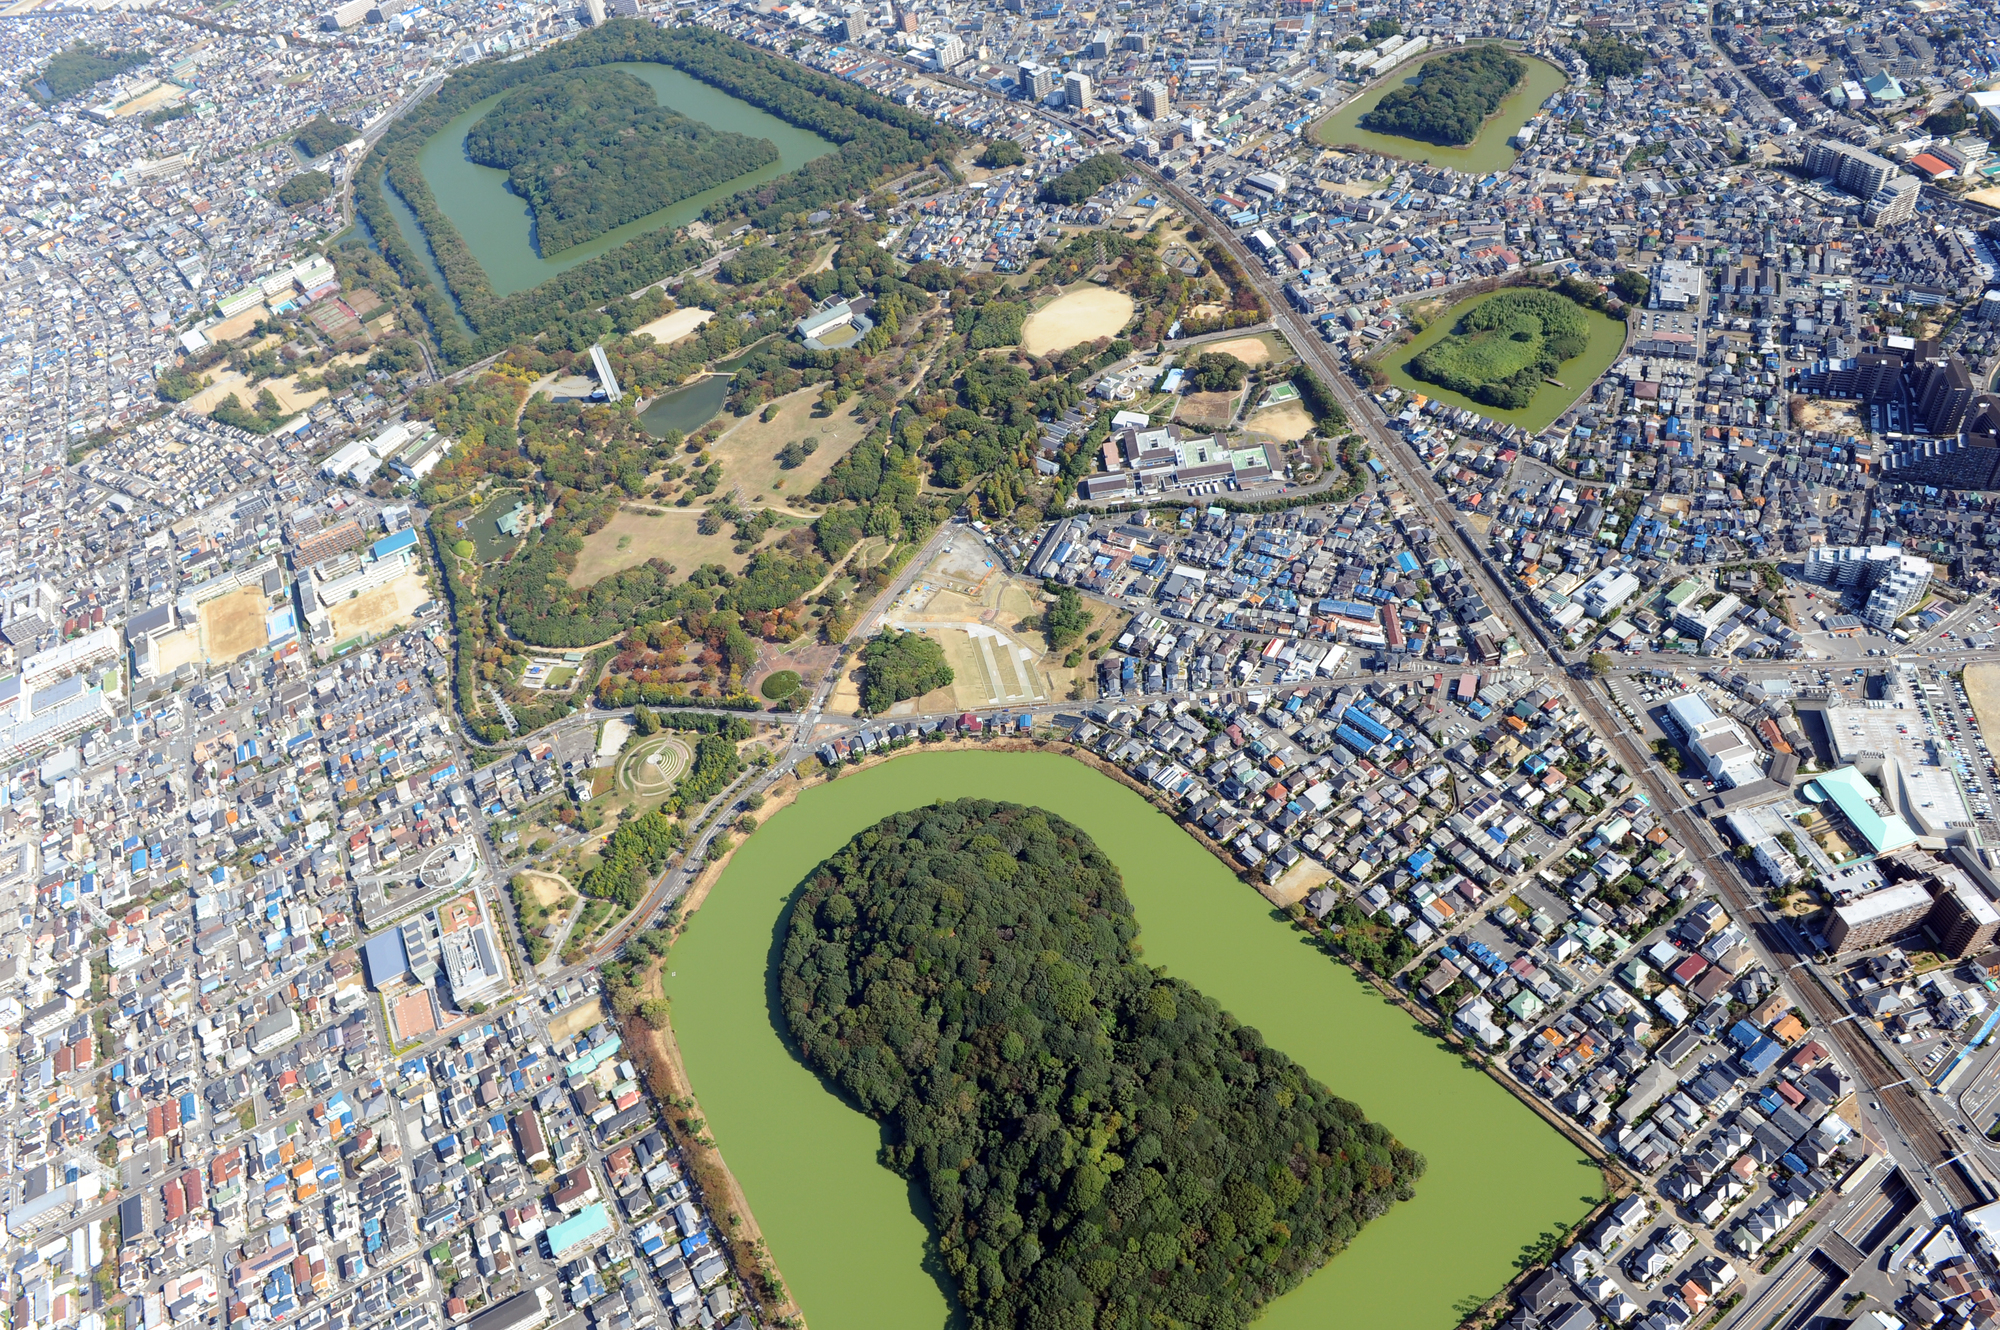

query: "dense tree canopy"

left=465, top=69, right=779, bottom=255
left=978, top=139, right=1026, bottom=168
left=30, top=43, right=147, bottom=103
left=1184, top=351, right=1248, bottom=393
left=294, top=114, right=360, bottom=157
left=1040, top=154, right=1128, bottom=205
left=859, top=629, right=953, bottom=711
left=1359, top=46, right=1524, bottom=146
left=1573, top=36, right=1646, bottom=81
left=277, top=171, right=334, bottom=208
left=781, top=801, right=1423, bottom=1330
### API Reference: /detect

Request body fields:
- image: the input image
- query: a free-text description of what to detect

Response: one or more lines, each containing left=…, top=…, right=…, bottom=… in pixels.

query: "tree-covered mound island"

left=465, top=68, right=779, bottom=255
left=780, top=799, right=1425, bottom=1330
left=1408, top=288, right=1591, bottom=410
left=1359, top=45, right=1525, bottom=146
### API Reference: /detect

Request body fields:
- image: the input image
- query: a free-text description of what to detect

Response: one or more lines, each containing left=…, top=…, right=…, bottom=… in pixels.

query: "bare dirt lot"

left=1021, top=285, right=1136, bottom=355
left=185, top=368, right=328, bottom=417
left=519, top=871, right=572, bottom=911
left=1176, top=390, right=1240, bottom=430
left=198, top=586, right=271, bottom=663
left=547, top=995, right=610, bottom=1043
left=632, top=307, right=714, bottom=346
left=327, top=568, right=429, bottom=643
left=1966, top=664, right=2000, bottom=750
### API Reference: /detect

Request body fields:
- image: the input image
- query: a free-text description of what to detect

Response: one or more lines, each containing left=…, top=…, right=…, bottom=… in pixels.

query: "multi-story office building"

left=1019, top=62, right=1054, bottom=100
left=1138, top=81, right=1170, bottom=119
left=1825, top=883, right=1934, bottom=952
left=1064, top=70, right=1093, bottom=109
left=1804, top=139, right=1902, bottom=198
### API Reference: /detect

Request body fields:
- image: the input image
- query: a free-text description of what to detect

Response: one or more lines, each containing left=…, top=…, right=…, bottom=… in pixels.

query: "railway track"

left=1133, top=165, right=1990, bottom=1213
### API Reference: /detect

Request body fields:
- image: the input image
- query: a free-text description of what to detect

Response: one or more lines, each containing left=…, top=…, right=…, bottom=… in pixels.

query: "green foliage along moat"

left=779, top=799, right=1424, bottom=1330
left=1359, top=46, right=1524, bottom=146
left=464, top=68, right=779, bottom=255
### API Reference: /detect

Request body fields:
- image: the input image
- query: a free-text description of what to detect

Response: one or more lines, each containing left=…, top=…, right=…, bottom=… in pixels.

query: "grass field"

left=1020, top=284, right=1136, bottom=355
left=569, top=506, right=760, bottom=587
left=703, top=387, right=871, bottom=501
left=1378, top=289, right=1626, bottom=433
left=198, top=586, right=270, bottom=663
left=327, top=568, right=429, bottom=642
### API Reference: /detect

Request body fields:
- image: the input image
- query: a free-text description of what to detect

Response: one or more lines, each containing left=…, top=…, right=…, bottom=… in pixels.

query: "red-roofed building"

left=1910, top=153, right=1956, bottom=180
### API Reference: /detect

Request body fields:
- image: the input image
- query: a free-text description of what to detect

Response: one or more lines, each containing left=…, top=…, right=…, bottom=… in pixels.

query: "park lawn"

left=568, top=506, right=762, bottom=587
left=704, top=386, right=872, bottom=501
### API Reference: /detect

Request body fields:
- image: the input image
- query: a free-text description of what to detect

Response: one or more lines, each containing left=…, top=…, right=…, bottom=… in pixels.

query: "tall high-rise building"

left=1064, top=70, right=1092, bottom=109
left=935, top=32, right=965, bottom=66
left=1018, top=62, right=1053, bottom=100
left=1138, top=80, right=1170, bottom=119
left=1803, top=139, right=1902, bottom=198
left=1916, top=356, right=1975, bottom=434
left=895, top=6, right=917, bottom=33
left=1863, top=175, right=1920, bottom=228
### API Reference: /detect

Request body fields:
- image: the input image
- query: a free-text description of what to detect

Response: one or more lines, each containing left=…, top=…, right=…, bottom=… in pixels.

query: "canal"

left=415, top=62, right=836, bottom=297
left=1315, top=47, right=1571, bottom=175
left=663, top=751, right=1600, bottom=1330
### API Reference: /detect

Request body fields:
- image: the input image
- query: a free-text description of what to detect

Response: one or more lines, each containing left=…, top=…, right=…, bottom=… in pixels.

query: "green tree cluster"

left=29, top=44, right=147, bottom=103
left=211, top=389, right=299, bottom=434
left=295, top=115, right=361, bottom=156
left=1184, top=350, right=1248, bottom=393
left=719, top=245, right=790, bottom=285
left=1359, top=46, right=1524, bottom=145
left=1611, top=270, right=1651, bottom=306
left=1573, top=36, right=1647, bottom=80
left=977, top=138, right=1025, bottom=168
left=1408, top=288, right=1591, bottom=411
left=859, top=629, right=952, bottom=710
left=277, top=171, right=334, bottom=208
left=781, top=801, right=1425, bottom=1330
left=1040, top=154, right=1129, bottom=205
left=465, top=69, right=780, bottom=256
left=1042, top=582, right=1091, bottom=651
left=577, top=809, right=684, bottom=907
left=671, top=731, right=745, bottom=809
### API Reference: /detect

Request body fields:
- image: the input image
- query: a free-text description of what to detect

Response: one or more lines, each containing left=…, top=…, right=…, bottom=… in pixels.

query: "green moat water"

left=413, top=62, right=835, bottom=297
left=663, top=751, right=1599, bottom=1330
left=1315, top=48, right=1571, bottom=174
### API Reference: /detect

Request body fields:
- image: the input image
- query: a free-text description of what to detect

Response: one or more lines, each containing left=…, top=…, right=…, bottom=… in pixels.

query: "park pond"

left=663, top=750, right=1600, bottom=1330
left=638, top=375, right=732, bottom=439
left=1379, top=289, right=1627, bottom=433
left=408, top=62, right=835, bottom=297
left=1315, top=47, right=1570, bottom=174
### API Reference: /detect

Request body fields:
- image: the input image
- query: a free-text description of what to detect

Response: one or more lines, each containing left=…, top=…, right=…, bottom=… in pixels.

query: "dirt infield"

left=327, top=569, right=428, bottom=642
left=198, top=586, right=270, bottom=663
left=1193, top=334, right=1275, bottom=366
left=1243, top=399, right=1315, bottom=441
left=184, top=369, right=329, bottom=417
left=1021, top=285, right=1136, bottom=355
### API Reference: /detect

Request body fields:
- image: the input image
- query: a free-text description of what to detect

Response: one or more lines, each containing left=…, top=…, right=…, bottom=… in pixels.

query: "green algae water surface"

left=662, top=751, right=1598, bottom=1330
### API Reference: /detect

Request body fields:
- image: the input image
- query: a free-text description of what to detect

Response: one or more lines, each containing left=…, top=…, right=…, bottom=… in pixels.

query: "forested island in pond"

left=464, top=68, right=779, bottom=255
left=780, top=799, right=1424, bottom=1330
left=1359, top=45, right=1525, bottom=146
